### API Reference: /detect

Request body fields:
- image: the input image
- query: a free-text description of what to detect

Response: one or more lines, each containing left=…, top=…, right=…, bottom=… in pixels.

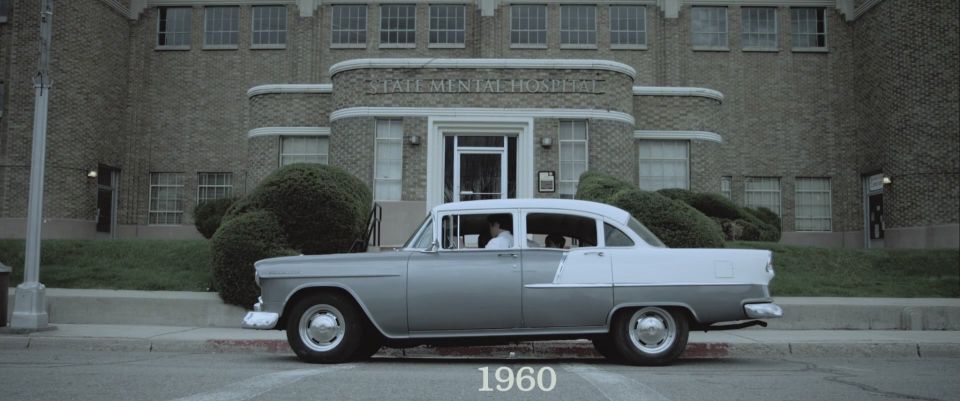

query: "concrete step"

left=6, top=288, right=960, bottom=330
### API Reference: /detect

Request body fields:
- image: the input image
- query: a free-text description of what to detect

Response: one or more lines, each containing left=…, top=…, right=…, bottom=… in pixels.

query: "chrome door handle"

left=584, top=251, right=605, bottom=256
left=497, top=253, right=518, bottom=258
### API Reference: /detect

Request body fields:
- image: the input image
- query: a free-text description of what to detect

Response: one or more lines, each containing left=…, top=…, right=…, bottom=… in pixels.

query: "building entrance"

left=444, top=135, right=517, bottom=203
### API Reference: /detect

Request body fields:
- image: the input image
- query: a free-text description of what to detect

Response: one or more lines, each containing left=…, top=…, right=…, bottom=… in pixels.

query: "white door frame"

left=427, top=116, right=535, bottom=211
left=453, top=142, right=508, bottom=202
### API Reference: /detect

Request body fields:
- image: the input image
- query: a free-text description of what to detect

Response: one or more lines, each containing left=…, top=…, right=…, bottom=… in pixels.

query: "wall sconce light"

left=540, top=137, right=553, bottom=148
left=407, top=135, right=421, bottom=146
left=87, top=170, right=98, bottom=179
left=882, top=176, right=892, bottom=185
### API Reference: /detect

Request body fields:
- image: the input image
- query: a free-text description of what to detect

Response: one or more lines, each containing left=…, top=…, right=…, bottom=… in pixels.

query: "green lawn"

left=0, top=239, right=957, bottom=297
left=0, top=240, right=213, bottom=292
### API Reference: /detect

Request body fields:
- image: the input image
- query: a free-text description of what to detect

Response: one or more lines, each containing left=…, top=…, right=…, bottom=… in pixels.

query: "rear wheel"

left=285, top=292, right=364, bottom=363
left=610, top=306, right=689, bottom=366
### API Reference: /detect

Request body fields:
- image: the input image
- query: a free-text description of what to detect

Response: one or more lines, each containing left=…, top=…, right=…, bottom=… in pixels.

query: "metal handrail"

left=349, top=203, right=382, bottom=253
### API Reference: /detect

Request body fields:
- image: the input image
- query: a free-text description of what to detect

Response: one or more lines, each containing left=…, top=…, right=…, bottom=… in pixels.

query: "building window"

left=691, top=6, right=727, bottom=49
left=791, top=8, right=826, bottom=49
left=375, top=120, right=403, bottom=201
left=720, top=176, right=732, bottom=199
left=380, top=4, right=416, bottom=47
left=332, top=5, right=367, bottom=47
left=610, top=5, right=646, bottom=48
left=149, top=173, right=185, bottom=225
left=741, top=7, right=777, bottom=49
left=252, top=5, right=287, bottom=48
left=560, top=5, right=596, bottom=47
left=0, top=0, right=10, bottom=23
left=510, top=4, right=547, bottom=47
left=157, top=7, right=192, bottom=48
left=638, top=140, right=689, bottom=191
left=745, top=177, right=781, bottom=216
left=795, top=178, right=832, bottom=231
left=280, top=137, right=329, bottom=166
left=203, top=6, right=239, bottom=48
left=197, top=173, right=233, bottom=203
left=429, top=4, right=465, bottom=47
left=559, top=121, right=588, bottom=198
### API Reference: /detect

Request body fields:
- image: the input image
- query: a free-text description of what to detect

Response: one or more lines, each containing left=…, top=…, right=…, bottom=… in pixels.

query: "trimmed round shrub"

left=225, top=164, right=373, bottom=255
left=193, top=198, right=235, bottom=239
left=689, top=193, right=743, bottom=220
left=734, top=219, right=762, bottom=241
left=749, top=207, right=782, bottom=231
left=608, top=188, right=725, bottom=248
left=575, top=171, right=633, bottom=203
left=211, top=211, right=297, bottom=307
left=656, top=188, right=697, bottom=204
left=742, top=207, right=782, bottom=242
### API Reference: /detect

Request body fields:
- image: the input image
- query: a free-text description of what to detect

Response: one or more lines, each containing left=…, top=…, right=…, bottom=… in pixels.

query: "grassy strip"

left=0, top=240, right=213, bottom=292
left=727, top=241, right=959, bottom=298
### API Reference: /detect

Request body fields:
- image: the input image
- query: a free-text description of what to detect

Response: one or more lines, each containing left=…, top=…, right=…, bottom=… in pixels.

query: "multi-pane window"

left=691, top=6, right=727, bottom=48
left=638, top=140, right=689, bottom=191
left=795, top=178, right=832, bottom=231
left=720, top=176, right=732, bottom=199
left=374, top=120, right=403, bottom=201
left=197, top=173, right=233, bottom=203
left=559, top=121, right=588, bottom=198
left=510, top=4, right=547, bottom=47
left=149, top=173, right=185, bottom=225
left=745, top=177, right=782, bottom=216
left=741, top=7, right=778, bottom=49
left=332, top=5, right=367, bottom=46
left=0, top=0, right=10, bottom=22
left=560, top=5, right=596, bottom=47
left=429, top=4, right=465, bottom=46
left=380, top=4, right=416, bottom=46
left=280, top=137, right=329, bottom=166
left=252, top=6, right=287, bottom=47
left=610, top=5, right=646, bottom=48
left=203, top=6, right=239, bottom=47
left=157, top=7, right=191, bottom=47
left=791, top=8, right=826, bottom=49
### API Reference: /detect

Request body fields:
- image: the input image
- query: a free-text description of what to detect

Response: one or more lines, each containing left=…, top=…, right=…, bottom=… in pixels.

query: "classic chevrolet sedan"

left=242, top=199, right=783, bottom=365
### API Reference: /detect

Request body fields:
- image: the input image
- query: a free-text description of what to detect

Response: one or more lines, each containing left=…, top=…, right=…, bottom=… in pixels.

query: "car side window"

left=412, top=218, right=434, bottom=249
left=524, top=212, right=598, bottom=249
left=441, top=212, right=515, bottom=250
left=604, top=223, right=635, bottom=247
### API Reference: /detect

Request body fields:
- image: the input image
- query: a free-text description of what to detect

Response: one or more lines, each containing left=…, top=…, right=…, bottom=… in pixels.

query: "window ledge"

left=611, top=44, right=648, bottom=50
left=251, top=44, right=287, bottom=50
left=155, top=45, right=191, bottom=51
left=742, top=47, right=779, bottom=53
left=331, top=43, right=367, bottom=49
left=202, top=44, right=239, bottom=51
left=692, top=46, right=730, bottom=52
left=510, top=44, right=548, bottom=49
left=0, top=17, right=7, bottom=23
left=792, top=47, right=829, bottom=53
left=560, top=44, right=599, bottom=50
left=378, top=43, right=417, bottom=49
left=428, top=43, right=466, bottom=49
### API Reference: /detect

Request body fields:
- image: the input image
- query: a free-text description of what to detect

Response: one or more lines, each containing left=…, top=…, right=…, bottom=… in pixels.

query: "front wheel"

left=286, top=292, right=364, bottom=363
left=610, top=306, right=689, bottom=366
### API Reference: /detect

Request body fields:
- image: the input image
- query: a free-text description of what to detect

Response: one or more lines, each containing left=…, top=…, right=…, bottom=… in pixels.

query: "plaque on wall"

left=538, top=171, right=556, bottom=193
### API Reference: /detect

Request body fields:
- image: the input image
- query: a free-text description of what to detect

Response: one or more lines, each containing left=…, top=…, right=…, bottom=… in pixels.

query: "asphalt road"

left=0, top=350, right=957, bottom=401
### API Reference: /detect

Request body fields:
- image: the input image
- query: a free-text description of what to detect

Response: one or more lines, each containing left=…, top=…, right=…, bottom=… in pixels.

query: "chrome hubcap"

left=627, top=307, right=677, bottom=354
left=298, top=304, right=345, bottom=352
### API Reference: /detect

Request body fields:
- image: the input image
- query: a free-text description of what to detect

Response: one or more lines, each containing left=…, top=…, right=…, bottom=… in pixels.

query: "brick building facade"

left=0, top=0, right=957, bottom=248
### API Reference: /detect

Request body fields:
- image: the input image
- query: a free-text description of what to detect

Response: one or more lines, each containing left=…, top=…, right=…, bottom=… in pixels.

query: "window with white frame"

left=610, top=5, right=646, bottom=48
left=559, top=121, right=588, bottom=198
left=252, top=5, right=287, bottom=47
left=157, top=7, right=191, bottom=47
left=280, top=137, right=329, bottom=166
left=691, top=6, right=727, bottom=48
left=791, top=7, right=826, bottom=49
left=374, top=120, right=403, bottom=201
left=745, top=177, right=781, bottom=216
left=204, top=6, right=239, bottom=48
left=197, top=172, right=233, bottom=203
left=510, top=4, right=547, bottom=47
left=560, top=5, right=596, bottom=47
left=638, top=140, right=689, bottom=191
left=795, top=177, right=832, bottom=231
left=1, top=0, right=12, bottom=22
left=720, top=176, right=732, bottom=199
left=741, top=7, right=777, bottom=49
left=380, top=4, right=416, bottom=46
left=429, top=4, right=465, bottom=46
left=332, top=5, right=367, bottom=46
left=149, top=172, right=185, bottom=225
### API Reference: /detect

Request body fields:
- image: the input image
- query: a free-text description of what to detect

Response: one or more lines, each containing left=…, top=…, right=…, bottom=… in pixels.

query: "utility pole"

left=9, top=0, right=54, bottom=332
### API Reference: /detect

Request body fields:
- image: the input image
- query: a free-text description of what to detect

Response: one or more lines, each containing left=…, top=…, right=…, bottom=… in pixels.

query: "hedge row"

left=656, top=188, right=781, bottom=242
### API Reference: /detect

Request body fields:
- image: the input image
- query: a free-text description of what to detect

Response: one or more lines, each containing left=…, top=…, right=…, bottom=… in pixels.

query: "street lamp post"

left=9, top=0, right=54, bottom=331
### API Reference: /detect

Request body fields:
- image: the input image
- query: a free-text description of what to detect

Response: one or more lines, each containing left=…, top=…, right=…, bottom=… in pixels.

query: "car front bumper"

left=744, top=303, right=784, bottom=319
left=241, top=298, right=279, bottom=329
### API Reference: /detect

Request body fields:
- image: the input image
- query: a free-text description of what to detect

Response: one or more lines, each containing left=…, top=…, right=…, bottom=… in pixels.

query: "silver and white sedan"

left=243, top=199, right=782, bottom=365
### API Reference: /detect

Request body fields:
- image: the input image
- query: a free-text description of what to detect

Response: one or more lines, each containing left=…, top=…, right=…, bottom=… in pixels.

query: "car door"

left=406, top=209, right=523, bottom=332
left=520, top=210, right=613, bottom=328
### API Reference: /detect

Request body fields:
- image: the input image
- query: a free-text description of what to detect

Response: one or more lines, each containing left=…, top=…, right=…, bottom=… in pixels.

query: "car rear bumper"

left=744, top=303, right=784, bottom=319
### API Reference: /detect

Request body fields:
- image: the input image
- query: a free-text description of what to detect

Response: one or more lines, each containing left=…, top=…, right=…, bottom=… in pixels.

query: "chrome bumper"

left=744, top=303, right=784, bottom=319
left=242, top=311, right=279, bottom=329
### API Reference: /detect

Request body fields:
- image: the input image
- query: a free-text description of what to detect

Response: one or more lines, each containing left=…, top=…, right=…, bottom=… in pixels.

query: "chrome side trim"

left=408, top=326, right=609, bottom=339
left=525, top=283, right=613, bottom=289
left=744, top=303, right=784, bottom=319
left=614, top=282, right=753, bottom=287
left=242, top=311, right=279, bottom=330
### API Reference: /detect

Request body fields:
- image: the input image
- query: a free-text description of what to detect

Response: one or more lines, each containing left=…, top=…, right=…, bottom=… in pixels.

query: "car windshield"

left=403, top=215, right=433, bottom=249
left=627, top=216, right=667, bottom=248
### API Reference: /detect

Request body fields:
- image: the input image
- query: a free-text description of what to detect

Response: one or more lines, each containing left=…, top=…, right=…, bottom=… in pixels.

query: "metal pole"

left=9, top=0, right=54, bottom=331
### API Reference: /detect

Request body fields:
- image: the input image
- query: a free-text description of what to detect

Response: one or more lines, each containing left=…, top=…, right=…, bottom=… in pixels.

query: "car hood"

left=254, top=251, right=413, bottom=279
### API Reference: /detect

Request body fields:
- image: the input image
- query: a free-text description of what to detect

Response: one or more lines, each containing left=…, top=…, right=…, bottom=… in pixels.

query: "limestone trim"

left=330, top=107, right=636, bottom=126
left=247, top=126, right=331, bottom=138
left=632, top=86, right=725, bottom=102
left=247, top=84, right=333, bottom=98
left=633, top=130, right=723, bottom=143
left=329, top=58, right=638, bottom=80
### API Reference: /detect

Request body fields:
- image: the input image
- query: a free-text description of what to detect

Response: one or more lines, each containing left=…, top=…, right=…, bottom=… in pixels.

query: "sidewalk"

left=2, top=324, right=959, bottom=359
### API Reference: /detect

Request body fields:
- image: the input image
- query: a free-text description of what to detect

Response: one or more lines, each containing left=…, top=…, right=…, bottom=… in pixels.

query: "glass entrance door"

left=444, top=136, right=517, bottom=203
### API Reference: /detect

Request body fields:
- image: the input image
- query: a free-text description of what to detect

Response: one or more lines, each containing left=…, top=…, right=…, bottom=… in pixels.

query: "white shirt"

left=485, top=231, right=514, bottom=249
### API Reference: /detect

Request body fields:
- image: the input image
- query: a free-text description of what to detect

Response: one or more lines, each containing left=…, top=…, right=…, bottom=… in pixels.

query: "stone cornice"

left=247, top=84, right=333, bottom=98
left=632, top=86, right=724, bottom=102
left=331, top=107, right=636, bottom=126
left=247, top=126, right=330, bottom=138
left=634, top=130, right=723, bottom=143
left=329, top=58, right=638, bottom=80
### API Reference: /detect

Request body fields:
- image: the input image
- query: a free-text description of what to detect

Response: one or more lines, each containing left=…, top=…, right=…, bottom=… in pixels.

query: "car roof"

left=432, top=199, right=632, bottom=224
